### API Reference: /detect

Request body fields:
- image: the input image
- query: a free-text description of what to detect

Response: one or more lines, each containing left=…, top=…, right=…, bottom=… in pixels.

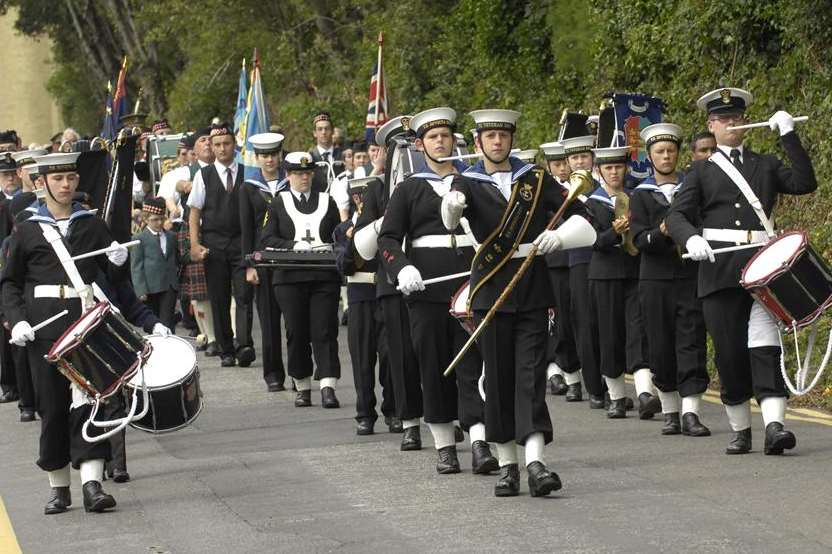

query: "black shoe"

left=638, top=392, right=662, bottom=420
left=764, top=422, right=796, bottom=455
left=188, top=328, right=200, bottom=338
left=662, top=412, right=681, bottom=435
left=589, top=394, right=606, bottom=409
left=725, top=428, right=752, bottom=455
left=625, top=396, right=635, bottom=411
left=607, top=398, right=627, bottom=419
left=237, top=346, right=256, bottom=367
left=267, top=381, right=285, bottom=392
left=20, top=409, right=36, bottom=422
left=681, top=412, right=711, bottom=437
left=385, top=416, right=403, bottom=433
left=436, top=445, right=461, bottom=474
left=196, top=343, right=207, bottom=352
left=565, top=382, right=583, bottom=402
left=0, top=389, right=19, bottom=403
left=494, top=464, right=520, bottom=497
left=454, top=425, right=464, bottom=443
left=527, top=461, right=562, bottom=497
left=44, top=487, right=71, bottom=515
left=112, top=469, right=130, bottom=483
left=321, top=387, right=340, bottom=409
left=471, top=441, right=499, bottom=475
left=204, top=342, right=220, bottom=357
left=400, top=426, right=422, bottom=451
left=82, top=481, right=116, bottom=513
left=356, top=418, right=374, bottom=436
left=294, top=390, right=312, bottom=407
left=220, top=355, right=236, bottom=367
left=548, top=374, right=568, bottom=395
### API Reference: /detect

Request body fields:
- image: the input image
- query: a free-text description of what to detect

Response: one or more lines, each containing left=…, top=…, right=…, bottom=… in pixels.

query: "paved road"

left=1, top=321, right=831, bottom=553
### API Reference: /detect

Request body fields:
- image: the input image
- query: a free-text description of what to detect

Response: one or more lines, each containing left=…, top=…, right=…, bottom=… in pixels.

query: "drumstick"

left=682, top=242, right=766, bottom=260
left=69, top=240, right=140, bottom=262
left=399, top=271, right=471, bottom=291
left=8, top=310, right=69, bottom=343
left=727, top=116, right=808, bottom=131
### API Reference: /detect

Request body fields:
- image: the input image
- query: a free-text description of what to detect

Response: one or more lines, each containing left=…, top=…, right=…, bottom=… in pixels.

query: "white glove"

left=685, top=235, right=715, bottom=263
left=396, top=265, right=424, bottom=295
left=106, top=241, right=128, bottom=266
left=534, top=229, right=563, bottom=254
left=11, top=321, right=35, bottom=346
left=152, top=323, right=171, bottom=336
left=768, top=110, right=795, bottom=136
left=293, top=240, right=313, bottom=252
left=441, top=191, right=467, bottom=230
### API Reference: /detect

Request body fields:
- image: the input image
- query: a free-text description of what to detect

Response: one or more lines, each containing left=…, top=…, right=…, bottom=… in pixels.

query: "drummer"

left=666, top=87, right=817, bottom=455
left=0, top=152, right=131, bottom=514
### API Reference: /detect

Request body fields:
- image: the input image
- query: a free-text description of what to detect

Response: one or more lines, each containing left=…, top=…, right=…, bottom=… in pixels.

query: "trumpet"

left=612, top=191, right=639, bottom=256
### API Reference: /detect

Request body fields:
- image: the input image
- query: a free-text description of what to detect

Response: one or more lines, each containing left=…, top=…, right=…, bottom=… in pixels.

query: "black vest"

left=200, top=164, right=243, bottom=251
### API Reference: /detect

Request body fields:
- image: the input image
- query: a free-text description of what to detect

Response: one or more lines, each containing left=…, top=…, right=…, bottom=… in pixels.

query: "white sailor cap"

left=375, top=115, right=413, bottom=146
left=11, top=148, right=48, bottom=166
left=593, top=146, right=631, bottom=165
left=561, top=135, right=595, bottom=156
left=347, top=175, right=381, bottom=194
left=514, top=149, right=538, bottom=163
left=34, top=152, right=82, bottom=174
left=696, top=87, right=753, bottom=115
left=469, top=109, right=521, bottom=132
left=539, top=142, right=566, bottom=160
left=640, top=123, right=683, bottom=149
left=283, top=151, right=315, bottom=172
left=410, top=107, right=457, bottom=138
left=248, top=132, right=285, bottom=154
left=22, top=162, right=40, bottom=177
left=469, top=128, right=479, bottom=140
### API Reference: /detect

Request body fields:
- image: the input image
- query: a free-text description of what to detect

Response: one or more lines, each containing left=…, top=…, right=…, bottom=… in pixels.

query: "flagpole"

left=374, top=32, right=383, bottom=131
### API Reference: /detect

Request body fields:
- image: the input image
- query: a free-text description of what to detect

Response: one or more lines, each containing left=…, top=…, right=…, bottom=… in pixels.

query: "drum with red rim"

left=450, top=280, right=474, bottom=335
left=740, top=231, right=832, bottom=330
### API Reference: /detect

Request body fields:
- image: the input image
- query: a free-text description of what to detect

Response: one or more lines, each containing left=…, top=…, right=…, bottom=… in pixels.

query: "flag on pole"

left=111, top=57, right=129, bottom=132
left=240, top=50, right=271, bottom=179
left=364, top=32, right=388, bottom=143
left=233, top=57, right=248, bottom=153
left=610, top=92, right=664, bottom=180
left=100, top=81, right=116, bottom=141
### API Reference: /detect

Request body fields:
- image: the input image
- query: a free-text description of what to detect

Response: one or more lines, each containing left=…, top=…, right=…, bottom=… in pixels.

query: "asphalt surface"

left=1, top=317, right=831, bottom=553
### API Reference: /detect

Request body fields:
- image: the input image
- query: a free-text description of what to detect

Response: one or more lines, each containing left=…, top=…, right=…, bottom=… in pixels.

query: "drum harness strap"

left=710, top=153, right=829, bottom=395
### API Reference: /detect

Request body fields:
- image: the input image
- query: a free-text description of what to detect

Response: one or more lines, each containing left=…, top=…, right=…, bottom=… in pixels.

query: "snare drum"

left=740, top=231, right=832, bottom=330
left=125, top=334, right=203, bottom=433
left=450, top=280, right=474, bottom=335
left=47, top=302, right=150, bottom=399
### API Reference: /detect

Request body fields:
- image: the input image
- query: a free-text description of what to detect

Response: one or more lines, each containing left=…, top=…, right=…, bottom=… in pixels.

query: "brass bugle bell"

left=613, top=191, right=639, bottom=256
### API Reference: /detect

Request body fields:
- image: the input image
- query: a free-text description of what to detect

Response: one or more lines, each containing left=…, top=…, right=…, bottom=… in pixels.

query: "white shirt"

left=316, top=145, right=334, bottom=160
left=491, top=171, right=513, bottom=201
left=267, top=179, right=280, bottom=195
left=132, top=172, right=145, bottom=203
left=289, top=188, right=312, bottom=204
left=186, top=160, right=239, bottom=210
left=147, top=227, right=167, bottom=256
left=717, top=144, right=744, bottom=164
left=158, top=165, right=191, bottom=222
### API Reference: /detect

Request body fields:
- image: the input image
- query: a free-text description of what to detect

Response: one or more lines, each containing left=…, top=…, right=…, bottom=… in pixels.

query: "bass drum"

left=125, top=334, right=203, bottom=433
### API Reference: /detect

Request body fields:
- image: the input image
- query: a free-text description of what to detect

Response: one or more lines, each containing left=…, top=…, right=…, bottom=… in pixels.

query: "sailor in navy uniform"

left=666, top=87, right=816, bottom=455
left=442, top=109, right=596, bottom=497
left=0, top=152, right=130, bottom=514
left=630, top=123, right=710, bottom=437
left=378, top=108, right=495, bottom=476
left=353, top=115, right=424, bottom=451
left=539, top=141, right=582, bottom=401
left=240, top=132, right=288, bottom=392
left=259, top=152, right=342, bottom=409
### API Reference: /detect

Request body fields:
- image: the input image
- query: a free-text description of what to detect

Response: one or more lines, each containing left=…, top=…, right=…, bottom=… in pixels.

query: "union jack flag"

left=365, top=32, right=388, bottom=142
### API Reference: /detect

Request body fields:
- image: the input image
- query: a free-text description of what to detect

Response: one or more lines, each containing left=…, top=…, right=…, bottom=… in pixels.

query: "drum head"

left=450, top=280, right=471, bottom=317
left=129, top=334, right=197, bottom=389
left=743, top=232, right=805, bottom=285
left=48, top=302, right=109, bottom=358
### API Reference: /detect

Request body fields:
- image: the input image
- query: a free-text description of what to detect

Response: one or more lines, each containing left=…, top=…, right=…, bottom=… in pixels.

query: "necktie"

left=225, top=167, right=234, bottom=192
left=730, top=148, right=742, bottom=171
left=157, top=232, right=165, bottom=256
left=322, top=151, right=330, bottom=162
left=299, top=193, right=309, bottom=210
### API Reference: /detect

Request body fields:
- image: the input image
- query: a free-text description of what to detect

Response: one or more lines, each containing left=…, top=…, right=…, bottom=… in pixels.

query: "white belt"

left=702, top=228, right=769, bottom=244
left=511, top=243, right=544, bottom=259
left=410, top=235, right=474, bottom=248
left=347, top=272, right=375, bottom=284
left=33, top=283, right=111, bottom=303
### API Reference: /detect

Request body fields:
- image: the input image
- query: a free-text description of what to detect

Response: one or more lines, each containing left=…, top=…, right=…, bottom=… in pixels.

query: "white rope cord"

left=778, top=320, right=832, bottom=395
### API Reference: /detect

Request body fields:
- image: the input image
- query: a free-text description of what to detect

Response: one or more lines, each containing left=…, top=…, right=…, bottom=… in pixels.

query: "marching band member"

left=666, top=87, right=817, bottom=454
left=259, top=152, right=342, bottom=408
left=539, top=141, right=582, bottom=400
left=443, top=109, right=595, bottom=496
left=630, top=123, right=710, bottom=436
left=354, top=116, right=423, bottom=450
left=309, top=112, right=344, bottom=193
left=378, top=107, right=495, bottom=475
left=240, top=132, right=288, bottom=392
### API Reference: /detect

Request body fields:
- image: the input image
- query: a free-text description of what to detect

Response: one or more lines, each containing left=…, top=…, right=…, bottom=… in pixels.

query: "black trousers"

left=203, top=247, right=253, bottom=356
left=407, top=301, right=483, bottom=429
left=180, top=293, right=197, bottom=330
left=569, top=263, right=604, bottom=396
left=145, top=288, right=178, bottom=330
left=255, top=268, right=285, bottom=384
left=0, top=327, right=16, bottom=392
left=476, top=309, right=552, bottom=445
left=379, top=295, right=422, bottom=420
left=275, top=280, right=340, bottom=381
left=702, top=287, right=786, bottom=405
left=28, top=340, right=110, bottom=471
left=546, top=267, right=580, bottom=373
left=13, top=343, right=34, bottom=411
left=640, top=279, right=708, bottom=398
left=590, top=278, right=649, bottom=379
left=348, top=299, right=395, bottom=422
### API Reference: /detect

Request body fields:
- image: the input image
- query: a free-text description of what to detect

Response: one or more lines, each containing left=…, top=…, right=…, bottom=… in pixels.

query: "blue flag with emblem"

left=233, top=58, right=248, bottom=162
left=239, top=51, right=271, bottom=179
left=610, top=93, right=664, bottom=180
